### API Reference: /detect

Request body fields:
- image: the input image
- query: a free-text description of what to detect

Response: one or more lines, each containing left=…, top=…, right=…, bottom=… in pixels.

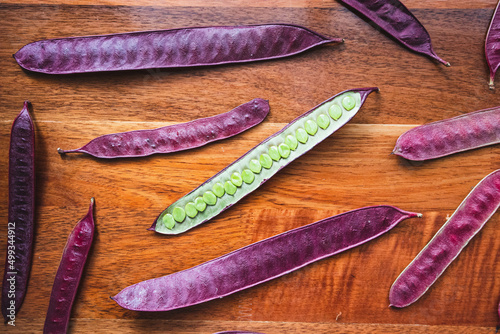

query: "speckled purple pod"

left=486, top=0, right=500, bottom=89
left=392, top=106, right=500, bottom=161
left=389, top=169, right=500, bottom=308
left=14, top=24, right=341, bottom=74
left=57, top=98, right=270, bottom=159
left=113, top=206, right=420, bottom=312
left=2, top=102, right=35, bottom=323
left=43, top=199, right=95, bottom=334
left=338, top=0, right=449, bottom=66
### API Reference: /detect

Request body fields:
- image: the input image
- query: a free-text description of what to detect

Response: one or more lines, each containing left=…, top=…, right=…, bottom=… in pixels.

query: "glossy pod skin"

left=338, top=0, right=449, bottom=66
left=151, top=87, right=378, bottom=234
left=14, top=24, right=342, bottom=74
left=486, top=0, right=500, bottom=89
left=2, top=102, right=35, bottom=323
left=389, top=169, right=500, bottom=308
left=57, top=98, right=270, bottom=159
left=43, top=198, right=95, bottom=334
left=114, top=206, right=421, bottom=312
left=392, top=106, right=500, bottom=161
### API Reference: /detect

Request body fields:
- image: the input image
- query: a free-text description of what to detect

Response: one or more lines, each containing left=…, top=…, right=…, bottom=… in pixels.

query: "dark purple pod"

left=2, top=102, right=35, bottom=323
left=338, top=0, right=449, bottom=66
left=14, top=24, right=342, bottom=74
left=392, top=106, right=500, bottom=161
left=57, top=98, right=270, bottom=159
left=43, top=198, right=95, bottom=334
left=112, top=206, right=420, bottom=312
left=389, top=169, right=500, bottom=308
left=486, top=0, right=500, bottom=89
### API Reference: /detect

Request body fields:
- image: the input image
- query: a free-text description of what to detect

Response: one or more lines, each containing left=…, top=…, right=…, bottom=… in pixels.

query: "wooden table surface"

left=1, top=0, right=499, bottom=333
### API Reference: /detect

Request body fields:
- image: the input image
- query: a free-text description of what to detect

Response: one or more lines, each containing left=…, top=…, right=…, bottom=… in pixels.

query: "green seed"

left=172, top=206, right=186, bottom=223
left=328, top=104, right=342, bottom=120
left=304, top=119, right=318, bottom=135
left=162, top=213, right=176, bottom=229
left=242, top=169, right=255, bottom=184
left=194, top=196, right=206, bottom=212
left=212, top=182, right=225, bottom=197
left=249, top=159, right=262, bottom=174
left=285, top=134, right=298, bottom=151
left=259, top=153, right=273, bottom=169
left=224, top=180, right=237, bottom=195
left=342, top=95, right=356, bottom=110
left=268, top=146, right=281, bottom=161
left=278, top=143, right=291, bottom=158
left=231, top=172, right=243, bottom=187
left=317, top=114, right=330, bottom=129
left=296, top=128, right=308, bottom=144
left=185, top=202, right=198, bottom=218
left=203, top=191, right=217, bottom=205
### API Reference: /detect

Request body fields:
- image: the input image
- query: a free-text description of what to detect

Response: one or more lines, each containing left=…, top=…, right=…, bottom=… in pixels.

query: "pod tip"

left=57, top=148, right=65, bottom=154
left=417, top=213, right=423, bottom=218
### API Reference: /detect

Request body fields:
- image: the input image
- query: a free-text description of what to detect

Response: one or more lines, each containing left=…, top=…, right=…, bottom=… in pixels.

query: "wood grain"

left=1, top=1, right=499, bottom=333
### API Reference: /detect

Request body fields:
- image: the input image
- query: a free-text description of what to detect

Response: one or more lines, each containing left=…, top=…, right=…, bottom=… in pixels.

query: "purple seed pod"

left=389, top=169, right=500, bottom=308
left=57, top=98, right=270, bottom=159
left=113, top=206, right=420, bottom=312
left=152, top=87, right=378, bottom=235
left=2, top=102, right=35, bottom=323
left=338, top=0, right=449, bottom=66
left=43, top=198, right=95, bottom=334
left=392, top=106, right=500, bottom=161
left=486, top=0, right=500, bottom=89
left=14, top=24, right=342, bottom=75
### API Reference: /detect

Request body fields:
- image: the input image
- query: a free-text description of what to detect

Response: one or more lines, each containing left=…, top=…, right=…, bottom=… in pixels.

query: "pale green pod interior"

left=194, top=196, right=206, bottom=212
left=156, top=91, right=363, bottom=234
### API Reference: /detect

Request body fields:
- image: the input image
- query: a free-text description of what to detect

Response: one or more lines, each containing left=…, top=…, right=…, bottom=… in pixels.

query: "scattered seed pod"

left=2, top=102, right=35, bottom=323
left=14, top=24, right=343, bottom=74
left=486, top=0, right=500, bottom=89
left=389, top=169, right=500, bottom=308
left=114, top=206, right=420, bottom=312
left=151, top=87, right=378, bottom=234
left=57, top=98, right=270, bottom=159
left=338, top=0, right=449, bottom=66
left=43, top=198, right=95, bottom=334
left=392, top=106, right=500, bottom=161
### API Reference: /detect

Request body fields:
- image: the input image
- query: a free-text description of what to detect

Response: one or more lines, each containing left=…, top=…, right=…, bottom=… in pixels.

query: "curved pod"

left=389, top=169, right=500, bottom=308
left=393, top=106, right=500, bottom=161
left=486, top=0, right=500, bottom=89
left=152, top=87, right=378, bottom=234
left=43, top=199, right=95, bottom=334
left=2, top=102, right=35, bottom=322
left=14, top=24, right=342, bottom=74
left=57, top=98, right=270, bottom=159
left=338, top=0, right=449, bottom=66
left=114, top=206, right=420, bottom=312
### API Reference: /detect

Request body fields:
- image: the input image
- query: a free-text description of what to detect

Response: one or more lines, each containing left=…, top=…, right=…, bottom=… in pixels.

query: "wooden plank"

left=0, top=1, right=499, bottom=333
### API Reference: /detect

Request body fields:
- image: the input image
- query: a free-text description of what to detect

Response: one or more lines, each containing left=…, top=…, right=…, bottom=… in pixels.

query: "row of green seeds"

left=161, top=95, right=357, bottom=229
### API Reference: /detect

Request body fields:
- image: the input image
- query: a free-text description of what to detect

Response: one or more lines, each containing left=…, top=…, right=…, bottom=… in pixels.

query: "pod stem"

left=489, top=76, right=495, bottom=90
